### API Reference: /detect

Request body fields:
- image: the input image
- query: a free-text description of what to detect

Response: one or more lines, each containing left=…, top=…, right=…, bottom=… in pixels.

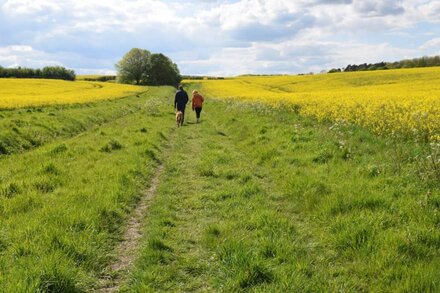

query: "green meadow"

left=0, top=84, right=439, bottom=292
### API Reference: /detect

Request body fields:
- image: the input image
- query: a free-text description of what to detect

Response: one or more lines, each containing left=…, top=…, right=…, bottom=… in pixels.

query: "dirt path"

left=96, top=164, right=164, bottom=292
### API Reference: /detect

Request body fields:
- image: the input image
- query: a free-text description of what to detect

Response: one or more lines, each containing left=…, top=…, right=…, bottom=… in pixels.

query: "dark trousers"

left=195, top=107, right=202, bottom=119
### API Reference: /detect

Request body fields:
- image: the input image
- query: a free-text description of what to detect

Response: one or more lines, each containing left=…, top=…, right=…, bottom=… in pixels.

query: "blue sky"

left=0, top=0, right=439, bottom=76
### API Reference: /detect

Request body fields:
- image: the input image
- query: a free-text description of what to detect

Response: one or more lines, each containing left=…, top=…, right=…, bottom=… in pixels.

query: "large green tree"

left=116, top=48, right=151, bottom=85
left=146, top=53, right=182, bottom=86
left=116, top=49, right=181, bottom=86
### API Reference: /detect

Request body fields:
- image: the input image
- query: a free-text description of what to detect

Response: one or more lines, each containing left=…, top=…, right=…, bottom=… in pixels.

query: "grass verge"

left=0, top=87, right=175, bottom=291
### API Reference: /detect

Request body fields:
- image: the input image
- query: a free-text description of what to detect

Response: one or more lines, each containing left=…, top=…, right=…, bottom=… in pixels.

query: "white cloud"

left=413, top=0, right=440, bottom=22
left=178, top=40, right=418, bottom=75
left=421, top=38, right=440, bottom=49
left=420, top=38, right=440, bottom=55
left=0, top=0, right=439, bottom=75
left=2, top=0, right=61, bottom=15
left=0, top=44, right=117, bottom=74
left=0, top=45, right=59, bottom=67
left=353, top=0, right=404, bottom=17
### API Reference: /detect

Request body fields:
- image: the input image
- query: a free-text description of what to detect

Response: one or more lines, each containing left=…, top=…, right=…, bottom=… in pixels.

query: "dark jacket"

left=174, top=89, right=189, bottom=110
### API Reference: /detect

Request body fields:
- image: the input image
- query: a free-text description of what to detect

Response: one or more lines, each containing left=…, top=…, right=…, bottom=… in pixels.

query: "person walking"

left=192, top=90, right=205, bottom=123
left=174, top=85, right=189, bottom=124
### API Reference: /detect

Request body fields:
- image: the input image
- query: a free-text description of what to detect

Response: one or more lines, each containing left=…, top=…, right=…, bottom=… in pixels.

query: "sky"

left=0, top=0, right=439, bottom=76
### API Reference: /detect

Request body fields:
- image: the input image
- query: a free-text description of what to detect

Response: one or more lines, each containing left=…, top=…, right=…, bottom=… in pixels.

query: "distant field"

left=76, top=75, right=117, bottom=82
left=75, top=75, right=101, bottom=80
left=0, top=78, right=145, bottom=109
left=194, top=67, right=440, bottom=141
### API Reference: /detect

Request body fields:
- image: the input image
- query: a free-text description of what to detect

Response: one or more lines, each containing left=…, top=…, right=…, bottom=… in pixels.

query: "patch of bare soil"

left=96, top=165, right=164, bottom=292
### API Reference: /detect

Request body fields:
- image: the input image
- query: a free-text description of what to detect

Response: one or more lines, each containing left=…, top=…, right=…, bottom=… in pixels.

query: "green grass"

left=1, top=85, right=439, bottom=292
left=123, top=97, right=440, bottom=292
left=0, top=87, right=175, bottom=291
left=0, top=91, right=150, bottom=155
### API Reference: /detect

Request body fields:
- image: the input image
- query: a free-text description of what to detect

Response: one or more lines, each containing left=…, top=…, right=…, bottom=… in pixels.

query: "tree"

left=116, top=49, right=182, bottom=86
left=146, top=53, right=182, bottom=86
left=41, top=66, right=75, bottom=80
left=116, top=48, right=151, bottom=85
left=328, top=68, right=341, bottom=73
left=0, top=65, right=75, bottom=80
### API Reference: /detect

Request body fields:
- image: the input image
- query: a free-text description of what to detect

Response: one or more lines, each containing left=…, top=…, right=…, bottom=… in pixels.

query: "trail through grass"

left=1, top=85, right=439, bottom=292
left=97, top=164, right=165, bottom=293
left=0, top=87, right=175, bottom=291
left=123, top=97, right=440, bottom=292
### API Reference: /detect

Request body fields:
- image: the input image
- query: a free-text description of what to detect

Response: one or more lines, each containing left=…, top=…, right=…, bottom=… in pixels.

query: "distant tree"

left=84, top=75, right=116, bottom=82
left=402, top=59, right=414, bottom=68
left=146, top=53, right=182, bottom=86
left=0, top=65, right=75, bottom=80
left=41, top=66, right=75, bottom=80
left=116, top=48, right=151, bottom=85
left=328, top=68, right=342, bottom=73
left=116, top=49, right=181, bottom=86
left=338, top=55, right=440, bottom=73
left=418, top=57, right=428, bottom=67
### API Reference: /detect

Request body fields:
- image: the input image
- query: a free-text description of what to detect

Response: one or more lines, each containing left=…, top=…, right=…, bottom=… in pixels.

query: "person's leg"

left=195, top=107, right=202, bottom=122
left=181, top=108, right=185, bottom=124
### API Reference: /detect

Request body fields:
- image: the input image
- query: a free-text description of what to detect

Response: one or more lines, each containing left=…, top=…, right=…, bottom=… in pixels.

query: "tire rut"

left=96, top=164, right=164, bottom=292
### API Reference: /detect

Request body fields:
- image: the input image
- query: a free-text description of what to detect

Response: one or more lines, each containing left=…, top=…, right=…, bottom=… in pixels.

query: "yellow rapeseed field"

left=0, top=78, right=146, bottom=108
left=194, top=67, right=440, bottom=141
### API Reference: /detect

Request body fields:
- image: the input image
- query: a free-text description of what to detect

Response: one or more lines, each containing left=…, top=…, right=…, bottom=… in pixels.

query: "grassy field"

left=0, top=71, right=439, bottom=292
left=194, top=67, right=440, bottom=142
left=0, top=87, right=174, bottom=291
left=122, top=94, right=439, bottom=292
left=0, top=78, right=144, bottom=109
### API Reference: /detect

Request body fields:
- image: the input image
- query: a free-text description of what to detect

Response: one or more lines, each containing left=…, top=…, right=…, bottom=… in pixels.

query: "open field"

left=0, top=79, right=144, bottom=109
left=195, top=67, right=440, bottom=142
left=0, top=70, right=439, bottom=292
left=122, top=91, right=439, bottom=292
left=76, top=75, right=102, bottom=80
left=0, top=87, right=173, bottom=291
left=76, top=75, right=117, bottom=83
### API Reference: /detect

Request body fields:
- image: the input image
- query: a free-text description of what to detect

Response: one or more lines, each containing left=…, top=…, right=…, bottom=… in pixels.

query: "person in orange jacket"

left=192, top=90, right=205, bottom=123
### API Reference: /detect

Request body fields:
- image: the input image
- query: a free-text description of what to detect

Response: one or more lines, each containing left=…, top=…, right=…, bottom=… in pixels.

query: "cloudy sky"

left=0, top=0, right=439, bottom=76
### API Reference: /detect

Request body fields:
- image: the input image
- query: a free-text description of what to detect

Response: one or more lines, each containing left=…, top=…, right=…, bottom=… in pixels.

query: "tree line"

left=181, top=75, right=225, bottom=80
left=82, top=76, right=116, bottom=82
left=116, top=48, right=181, bottom=86
left=0, top=65, right=76, bottom=81
left=328, top=55, right=440, bottom=73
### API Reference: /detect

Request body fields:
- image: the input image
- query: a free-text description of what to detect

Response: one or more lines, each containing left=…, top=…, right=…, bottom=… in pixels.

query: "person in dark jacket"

left=174, top=85, right=189, bottom=124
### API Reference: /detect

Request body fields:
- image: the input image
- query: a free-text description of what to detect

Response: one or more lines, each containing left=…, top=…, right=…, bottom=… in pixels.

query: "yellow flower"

left=187, top=67, right=440, bottom=142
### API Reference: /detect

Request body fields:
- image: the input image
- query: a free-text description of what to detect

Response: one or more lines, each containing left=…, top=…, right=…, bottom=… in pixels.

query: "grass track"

left=123, top=97, right=440, bottom=292
left=0, top=87, right=175, bottom=291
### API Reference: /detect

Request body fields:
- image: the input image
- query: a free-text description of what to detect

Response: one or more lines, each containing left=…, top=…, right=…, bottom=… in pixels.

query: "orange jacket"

left=192, top=93, right=204, bottom=109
